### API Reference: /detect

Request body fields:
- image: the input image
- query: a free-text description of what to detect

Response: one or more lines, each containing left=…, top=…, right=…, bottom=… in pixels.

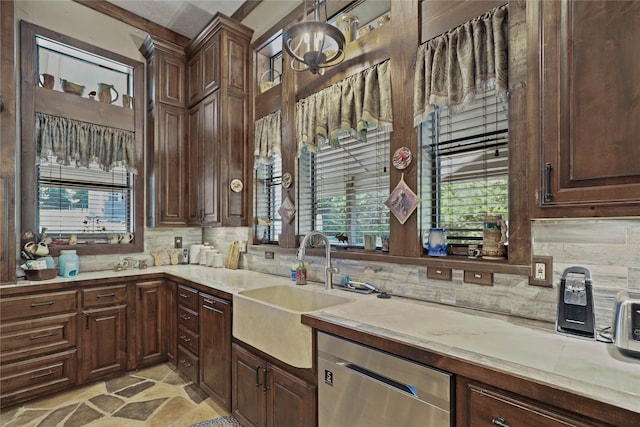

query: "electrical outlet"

left=174, top=236, right=182, bottom=248
left=265, top=251, right=274, bottom=259
left=529, top=255, right=553, bottom=287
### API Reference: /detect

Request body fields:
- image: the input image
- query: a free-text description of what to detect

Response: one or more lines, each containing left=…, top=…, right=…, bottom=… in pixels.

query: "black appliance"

left=556, top=266, right=596, bottom=339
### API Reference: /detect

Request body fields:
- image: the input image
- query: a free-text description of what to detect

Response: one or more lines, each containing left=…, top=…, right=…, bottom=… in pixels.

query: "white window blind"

left=253, top=154, right=283, bottom=242
left=297, top=128, right=390, bottom=248
left=419, top=91, right=509, bottom=247
left=37, top=158, right=133, bottom=237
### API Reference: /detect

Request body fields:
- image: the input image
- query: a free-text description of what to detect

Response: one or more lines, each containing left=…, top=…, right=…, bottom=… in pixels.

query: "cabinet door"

left=200, top=294, right=231, bottom=410
left=201, top=91, right=220, bottom=226
left=135, top=281, right=165, bottom=367
left=158, top=51, right=186, bottom=106
left=202, top=36, right=220, bottom=95
left=232, top=343, right=266, bottom=427
left=220, top=92, right=247, bottom=226
left=536, top=0, right=640, bottom=215
left=155, top=103, right=188, bottom=225
left=187, top=52, right=203, bottom=106
left=267, top=363, right=315, bottom=427
left=80, top=305, right=127, bottom=382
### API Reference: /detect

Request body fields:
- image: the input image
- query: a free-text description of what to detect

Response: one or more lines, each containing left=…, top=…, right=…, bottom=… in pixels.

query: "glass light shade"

left=284, top=21, right=345, bottom=74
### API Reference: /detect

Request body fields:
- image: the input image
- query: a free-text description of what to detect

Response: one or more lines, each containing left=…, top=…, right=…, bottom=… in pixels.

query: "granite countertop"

left=4, top=266, right=639, bottom=414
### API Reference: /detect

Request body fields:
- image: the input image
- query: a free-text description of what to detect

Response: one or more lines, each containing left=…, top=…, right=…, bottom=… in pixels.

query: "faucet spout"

left=298, top=231, right=338, bottom=290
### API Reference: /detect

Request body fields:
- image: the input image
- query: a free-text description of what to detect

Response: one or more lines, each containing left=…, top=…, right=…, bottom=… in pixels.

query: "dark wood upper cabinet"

left=532, top=0, right=640, bottom=217
left=140, top=36, right=189, bottom=227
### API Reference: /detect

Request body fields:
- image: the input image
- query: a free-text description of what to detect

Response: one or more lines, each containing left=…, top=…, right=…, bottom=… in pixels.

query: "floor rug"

left=189, top=415, right=244, bottom=427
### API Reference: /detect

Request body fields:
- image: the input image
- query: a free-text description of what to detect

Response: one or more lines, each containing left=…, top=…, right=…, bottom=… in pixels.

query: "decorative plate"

left=384, top=173, right=421, bottom=225
left=278, top=192, right=296, bottom=224
left=282, top=172, right=293, bottom=188
left=392, top=147, right=412, bottom=170
left=230, top=179, right=244, bottom=192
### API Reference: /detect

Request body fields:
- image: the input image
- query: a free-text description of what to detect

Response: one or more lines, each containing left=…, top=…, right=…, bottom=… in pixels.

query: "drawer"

left=177, top=324, right=199, bottom=355
left=177, top=285, right=199, bottom=311
left=177, top=345, right=199, bottom=385
left=0, top=349, right=77, bottom=408
left=0, top=290, right=78, bottom=321
left=178, top=304, right=199, bottom=333
left=0, top=313, right=78, bottom=363
left=468, top=383, right=584, bottom=427
left=82, top=284, right=128, bottom=308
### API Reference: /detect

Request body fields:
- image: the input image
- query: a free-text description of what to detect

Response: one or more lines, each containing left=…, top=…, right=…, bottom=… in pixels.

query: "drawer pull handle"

left=255, top=365, right=262, bottom=387
left=180, top=359, right=192, bottom=368
left=204, top=298, right=214, bottom=305
left=179, top=293, right=190, bottom=299
left=97, top=292, right=116, bottom=298
left=544, top=162, right=553, bottom=201
left=492, top=416, right=511, bottom=427
left=31, top=369, right=54, bottom=380
left=31, top=301, right=54, bottom=307
left=179, top=314, right=191, bottom=321
left=30, top=332, right=54, bottom=340
left=180, top=335, right=191, bottom=343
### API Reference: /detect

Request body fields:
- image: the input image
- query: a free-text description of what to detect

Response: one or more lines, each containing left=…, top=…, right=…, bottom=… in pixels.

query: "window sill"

left=46, top=241, right=143, bottom=257
left=250, top=244, right=531, bottom=276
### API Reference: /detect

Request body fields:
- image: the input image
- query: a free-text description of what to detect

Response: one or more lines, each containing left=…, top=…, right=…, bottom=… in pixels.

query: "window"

left=20, top=21, right=144, bottom=254
left=254, top=154, right=283, bottom=243
left=38, top=160, right=132, bottom=237
left=297, top=128, right=390, bottom=248
left=418, top=90, right=509, bottom=250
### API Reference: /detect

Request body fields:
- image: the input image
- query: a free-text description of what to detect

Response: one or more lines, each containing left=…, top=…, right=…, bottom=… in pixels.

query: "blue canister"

left=58, top=250, right=79, bottom=277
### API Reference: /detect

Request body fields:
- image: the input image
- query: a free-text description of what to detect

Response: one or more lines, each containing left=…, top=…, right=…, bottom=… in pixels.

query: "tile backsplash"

left=246, top=219, right=640, bottom=329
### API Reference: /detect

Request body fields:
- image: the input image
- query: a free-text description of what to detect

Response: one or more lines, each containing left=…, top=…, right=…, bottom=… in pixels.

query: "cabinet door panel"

left=232, top=344, right=266, bottom=427
left=200, top=294, right=231, bottom=410
left=80, top=305, right=127, bottom=382
left=165, top=280, right=177, bottom=363
left=135, top=281, right=165, bottom=367
left=221, top=92, right=247, bottom=226
left=202, top=37, right=219, bottom=95
left=537, top=0, right=640, bottom=212
left=188, top=53, right=202, bottom=106
left=159, top=52, right=186, bottom=106
left=201, top=92, right=220, bottom=225
left=267, top=364, right=315, bottom=427
left=156, top=104, right=188, bottom=225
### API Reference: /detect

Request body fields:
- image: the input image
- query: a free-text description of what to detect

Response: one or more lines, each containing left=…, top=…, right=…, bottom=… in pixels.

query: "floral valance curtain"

left=413, top=4, right=509, bottom=126
left=254, top=110, right=282, bottom=165
left=295, top=60, right=393, bottom=157
left=35, top=112, right=138, bottom=174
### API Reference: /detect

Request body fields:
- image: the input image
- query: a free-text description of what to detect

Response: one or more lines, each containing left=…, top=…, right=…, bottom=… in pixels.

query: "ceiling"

left=105, top=0, right=303, bottom=41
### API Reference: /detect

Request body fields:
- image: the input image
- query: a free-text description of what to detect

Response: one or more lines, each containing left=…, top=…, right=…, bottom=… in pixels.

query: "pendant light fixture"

left=283, top=0, right=346, bottom=75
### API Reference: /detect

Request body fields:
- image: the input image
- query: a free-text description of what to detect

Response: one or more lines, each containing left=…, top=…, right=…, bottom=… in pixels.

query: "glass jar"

left=58, top=250, right=79, bottom=277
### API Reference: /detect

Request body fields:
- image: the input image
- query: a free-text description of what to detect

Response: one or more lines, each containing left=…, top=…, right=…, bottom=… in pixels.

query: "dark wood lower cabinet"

left=134, top=280, right=166, bottom=367
left=80, top=304, right=128, bottom=383
left=232, top=343, right=315, bottom=427
left=199, top=293, right=232, bottom=411
left=457, top=377, right=610, bottom=427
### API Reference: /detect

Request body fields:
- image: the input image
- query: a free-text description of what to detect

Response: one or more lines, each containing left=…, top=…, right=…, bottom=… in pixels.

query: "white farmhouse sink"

left=233, top=285, right=352, bottom=368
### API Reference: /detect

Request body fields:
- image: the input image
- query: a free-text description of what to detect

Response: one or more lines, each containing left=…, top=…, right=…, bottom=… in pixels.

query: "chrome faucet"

left=298, top=231, right=338, bottom=290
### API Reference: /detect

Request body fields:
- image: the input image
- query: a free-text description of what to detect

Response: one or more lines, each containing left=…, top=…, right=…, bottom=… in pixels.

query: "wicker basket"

left=24, top=268, right=58, bottom=281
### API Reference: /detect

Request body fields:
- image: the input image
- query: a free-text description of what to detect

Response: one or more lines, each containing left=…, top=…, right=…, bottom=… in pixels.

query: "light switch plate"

left=529, top=255, right=553, bottom=287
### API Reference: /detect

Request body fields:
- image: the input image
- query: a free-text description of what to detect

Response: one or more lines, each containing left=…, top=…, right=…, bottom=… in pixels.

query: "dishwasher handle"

left=343, top=363, right=418, bottom=397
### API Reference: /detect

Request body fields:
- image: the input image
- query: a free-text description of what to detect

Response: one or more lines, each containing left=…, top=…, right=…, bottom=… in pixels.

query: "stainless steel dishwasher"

left=318, top=332, right=453, bottom=427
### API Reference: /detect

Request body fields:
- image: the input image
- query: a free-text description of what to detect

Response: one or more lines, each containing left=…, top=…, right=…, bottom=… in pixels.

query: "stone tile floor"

left=0, top=363, right=227, bottom=427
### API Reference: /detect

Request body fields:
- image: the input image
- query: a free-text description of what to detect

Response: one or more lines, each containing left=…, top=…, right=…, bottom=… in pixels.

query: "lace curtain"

left=35, top=112, right=138, bottom=174
left=254, top=110, right=282, bottom=165
left=413, top=4, right=509, bottom=126
left=295, top=60, right=393, bottom=156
